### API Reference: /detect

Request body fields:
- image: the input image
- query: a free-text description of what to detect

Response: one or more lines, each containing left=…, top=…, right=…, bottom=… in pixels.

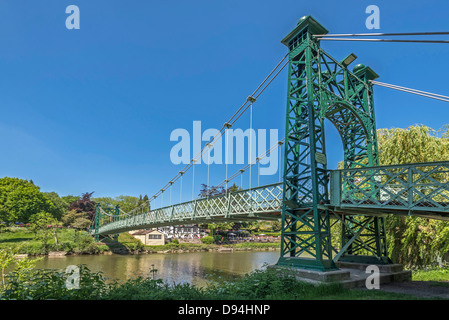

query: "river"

left=34, top=250, right=281, bottom=287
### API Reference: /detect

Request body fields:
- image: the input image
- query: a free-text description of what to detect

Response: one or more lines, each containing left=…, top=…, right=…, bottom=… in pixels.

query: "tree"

left=377, top=125, right=449, bottom=267
left=115, top=195, right=141, bottom=212
left=206, top=222, right=235, bottom=236
left=61, top=195, right=80, bottom=207
left=43, top=192, right=70, bottom=220
left=29, top=212, right=59, bottom=254
left=0, top=178, right=56, bottom=224
left=0, top=248, right=15, bottom=289
left=62, top=209, right=91, bottom=241
left=93, top=195, right=148, bottom=214
left=198, top=183, right=239, bottom=198
left=69, top=192, right=96, bottom=221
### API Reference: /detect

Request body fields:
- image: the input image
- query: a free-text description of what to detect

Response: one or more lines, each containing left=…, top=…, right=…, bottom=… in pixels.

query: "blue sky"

left=0, top=0, right=448, bottom=203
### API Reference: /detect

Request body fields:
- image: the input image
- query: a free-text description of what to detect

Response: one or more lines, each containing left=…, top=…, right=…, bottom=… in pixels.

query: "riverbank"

left=0, top=226, right=280, bottom=257
left=2, top=258, right=449, bottom=300
left=2, top=227, right=449, bottom=300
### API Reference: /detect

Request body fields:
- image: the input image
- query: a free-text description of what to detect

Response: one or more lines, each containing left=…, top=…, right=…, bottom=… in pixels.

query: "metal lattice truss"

left=330, top=161, right=449, bottom=219
left=97, top=183, right=283, bottom=235
left=277, top=16, right=389, bottom=270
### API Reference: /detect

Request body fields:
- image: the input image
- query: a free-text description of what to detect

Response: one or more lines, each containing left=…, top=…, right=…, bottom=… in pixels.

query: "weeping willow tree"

left=377, top=124, right=449, bottom=267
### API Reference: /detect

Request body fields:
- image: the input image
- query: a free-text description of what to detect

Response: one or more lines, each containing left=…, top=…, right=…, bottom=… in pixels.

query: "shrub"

left=200, top=236, right=214, bottom=244
left=1, top=264, right=109, bottom=300
left=72, top=233, right=98, bottom=254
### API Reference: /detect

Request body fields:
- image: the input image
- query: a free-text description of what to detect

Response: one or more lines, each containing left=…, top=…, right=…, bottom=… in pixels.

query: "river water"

left=34, top=250, right=280, bottom=287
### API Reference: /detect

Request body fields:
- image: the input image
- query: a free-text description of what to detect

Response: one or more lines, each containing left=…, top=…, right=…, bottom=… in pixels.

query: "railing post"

left=192, top=200, right=197, bottom=220
left=170, top=205, right=175, bottom=222
left=408, top=165, right=413, bottom=210
left=94, top=204, right=101, bottom=242
left=329, top=170, right=341, bottom=207
left=226, top=191, right=232, bottom=219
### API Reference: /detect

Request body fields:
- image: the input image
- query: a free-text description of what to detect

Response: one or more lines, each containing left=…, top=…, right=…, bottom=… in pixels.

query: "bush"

left=96, top=244, right=110, bottom=253
left=72, top=233, right=98, bottom=254
left=171, top=239, right=179, bottom=245
left=20, top=242, right=46, bottom=255
left=1, top=265, right=109, bottom=300
left=124, top=242, right=144, bottom=252
left=200, top=236, right=214, bottom=244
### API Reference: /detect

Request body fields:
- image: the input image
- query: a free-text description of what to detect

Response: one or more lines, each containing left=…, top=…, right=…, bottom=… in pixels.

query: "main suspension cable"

left=372, top=80, right=449, bottom=103
left=314, top=31, right=449, bottom=37
left=315, top=38, right=449, bottom=44
left=133, top=54, right=289, bottom=211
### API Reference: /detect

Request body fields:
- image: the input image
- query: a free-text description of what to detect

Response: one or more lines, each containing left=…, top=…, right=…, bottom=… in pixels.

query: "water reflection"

left=35, top=251, right=280, bottom=287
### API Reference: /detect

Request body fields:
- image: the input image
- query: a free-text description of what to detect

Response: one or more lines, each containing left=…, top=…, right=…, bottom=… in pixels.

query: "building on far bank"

left=158, top=225, right=206, bottom=239
left=130, top=229, right=166, bottom=245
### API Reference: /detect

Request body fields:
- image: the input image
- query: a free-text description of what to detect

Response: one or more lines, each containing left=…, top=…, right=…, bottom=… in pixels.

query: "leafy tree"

left=377, top=125, right=449, bottom=267
left=69, top=192, right=96, bottom=221
left=61, top=209, right=92, bottom=241
left=29, top=212, right=59, bottom=254
left=92, top=196, right=118, bottom=208
left=43, top=192, right=70, bottom=220
left=93, top=195, right=148, bottom=214
left=199, top=184, right=224, bottom=198
left=0, top=248, right=15, bottom=289
left=115, top=195, right=141, bottom=212
left=198, top=183, right=239, bottom=198
left=206, top=222, right=235, bottom=236
left=0, top=178, right=56, bottom=224
left=61, top=195, right=80, bottom=207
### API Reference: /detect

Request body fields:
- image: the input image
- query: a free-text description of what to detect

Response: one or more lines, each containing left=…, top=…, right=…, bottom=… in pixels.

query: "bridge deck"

left=95, top=161, right=449, bottom=235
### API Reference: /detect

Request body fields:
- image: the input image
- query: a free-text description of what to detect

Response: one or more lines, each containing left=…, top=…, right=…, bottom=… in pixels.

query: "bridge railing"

left=97, top=183, right=283, bottom=235
left=330, top=161, right=449, bottom=214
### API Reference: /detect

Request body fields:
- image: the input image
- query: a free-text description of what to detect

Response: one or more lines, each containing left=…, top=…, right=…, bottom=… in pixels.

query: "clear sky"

left=0, top=0, right=448, bottom=203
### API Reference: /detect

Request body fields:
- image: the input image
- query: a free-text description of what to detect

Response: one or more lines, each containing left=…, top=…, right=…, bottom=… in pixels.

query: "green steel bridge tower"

left=277, top=16, right=389, bottom=271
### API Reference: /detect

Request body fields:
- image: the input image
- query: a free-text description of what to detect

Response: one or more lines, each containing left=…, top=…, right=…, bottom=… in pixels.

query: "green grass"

left=142, top=241, right=280, bottom=253
left=231, top=242, right=279, bottom=249
left=0, top=226, right=99, bottom=255
left=412, top=266, right=449, bottom=283
left=144, top=242, right=217, bottom=252
left=0, top=227, right=35, bottom=245
left=0, top=227, right=280, bottom=256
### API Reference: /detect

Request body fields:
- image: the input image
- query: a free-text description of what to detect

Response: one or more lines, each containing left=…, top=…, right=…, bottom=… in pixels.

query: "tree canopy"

left=377, top=124, right=449, bottom=267
left=92, top=194, right=150, bottom=214
left=0, top=178, right=56, bottom=223
left=69, top=192, right=96, bottom=221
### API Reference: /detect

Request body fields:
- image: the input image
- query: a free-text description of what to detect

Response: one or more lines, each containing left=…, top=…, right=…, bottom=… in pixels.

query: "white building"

left=158, top=225, right=206, bottom=239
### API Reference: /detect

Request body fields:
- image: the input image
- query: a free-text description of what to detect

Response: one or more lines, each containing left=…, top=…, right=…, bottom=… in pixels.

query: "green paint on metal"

left=276, top=15, right=389, bottom=271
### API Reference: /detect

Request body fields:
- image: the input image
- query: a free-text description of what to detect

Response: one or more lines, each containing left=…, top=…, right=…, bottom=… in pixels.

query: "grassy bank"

left=2, top=254, right=449, bottom=300
left=0, top=226, right=280, bottom=256
left=0, top=226, right=106, bottom=255
left=2, top=226, right=449, bottom=300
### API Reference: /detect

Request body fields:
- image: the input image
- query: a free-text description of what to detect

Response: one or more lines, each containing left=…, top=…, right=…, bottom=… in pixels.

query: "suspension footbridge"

left=91, top=16, right=449, bottom=272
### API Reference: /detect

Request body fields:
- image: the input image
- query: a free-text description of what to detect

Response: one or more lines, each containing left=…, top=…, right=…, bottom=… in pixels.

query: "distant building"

left=130, top=229, right=166, bottom=245
left=158, top=225, right=206, bottom=239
